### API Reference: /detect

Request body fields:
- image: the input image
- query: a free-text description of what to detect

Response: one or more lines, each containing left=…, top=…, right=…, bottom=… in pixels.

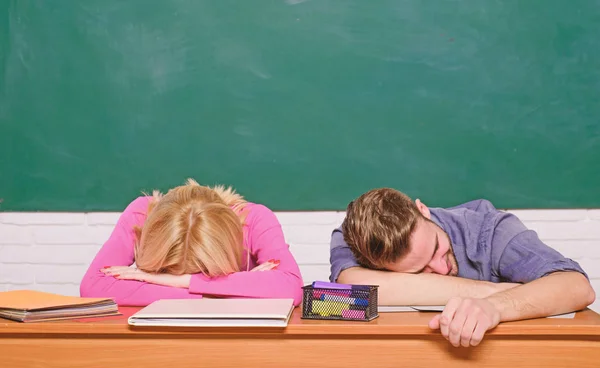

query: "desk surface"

left=1, top=306, right=599, bottom=336
left=1, top=307, right=599, bottom=368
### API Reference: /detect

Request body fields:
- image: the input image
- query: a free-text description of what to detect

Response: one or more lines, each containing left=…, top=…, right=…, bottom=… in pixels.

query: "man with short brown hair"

left=330, top=188, right=595, bottom=347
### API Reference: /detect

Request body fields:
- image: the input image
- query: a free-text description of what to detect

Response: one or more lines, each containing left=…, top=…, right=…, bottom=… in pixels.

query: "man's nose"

left=429, top=258, right=449, bottom=275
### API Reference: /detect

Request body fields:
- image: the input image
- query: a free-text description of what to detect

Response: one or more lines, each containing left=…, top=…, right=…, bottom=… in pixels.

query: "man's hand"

left=428, top=297, right=501, bottom=347
left=101, top=266, right=191, bottom=288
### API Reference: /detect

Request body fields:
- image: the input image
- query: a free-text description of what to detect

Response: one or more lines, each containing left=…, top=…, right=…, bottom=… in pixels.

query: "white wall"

left=1, top=209, right=599, bottom=312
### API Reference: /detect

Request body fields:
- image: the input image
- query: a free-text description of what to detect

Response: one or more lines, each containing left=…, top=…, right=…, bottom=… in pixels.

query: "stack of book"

left=0, top=290, right=119, bottom=322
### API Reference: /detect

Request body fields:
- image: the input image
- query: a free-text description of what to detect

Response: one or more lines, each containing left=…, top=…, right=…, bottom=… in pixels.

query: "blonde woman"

left=80, top=179, right=304, bottom=306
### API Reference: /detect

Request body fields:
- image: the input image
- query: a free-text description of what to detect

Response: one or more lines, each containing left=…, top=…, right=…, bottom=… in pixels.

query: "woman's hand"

left=250, top=259, right=280, bottom=272
left=101, top=266, right=191, bottom=288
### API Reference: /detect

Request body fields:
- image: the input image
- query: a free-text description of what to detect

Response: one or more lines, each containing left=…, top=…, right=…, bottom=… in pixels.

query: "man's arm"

left=487, top=271, right=595, bottom=321
left=430, top=271, right=595, bottom=348
left=489, top=213, right=594, bottom=318
left=330, top=226, right=518, bottom=306
left=430, top=213, right=595, bottom=347
left=338, top=267, right=518, bottom=305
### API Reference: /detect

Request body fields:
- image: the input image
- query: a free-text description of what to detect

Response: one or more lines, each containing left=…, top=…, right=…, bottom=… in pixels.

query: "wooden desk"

left=1, top=307, right=599, bottom=368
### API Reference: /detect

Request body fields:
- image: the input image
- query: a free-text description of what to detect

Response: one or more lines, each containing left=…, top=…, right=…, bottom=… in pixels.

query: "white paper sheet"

left=410, top=305, right=445, bottom=312
left=377, top=306, right=416, bottom=313
left=547, top=312, right=576, bottom=319
left=378, top=306, right=577, bottom=318
left=377, top=305, right=445, bottom=313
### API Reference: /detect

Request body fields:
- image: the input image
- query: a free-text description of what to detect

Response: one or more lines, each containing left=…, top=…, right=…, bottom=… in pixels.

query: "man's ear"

left=415, top=199, right=431, bottom=219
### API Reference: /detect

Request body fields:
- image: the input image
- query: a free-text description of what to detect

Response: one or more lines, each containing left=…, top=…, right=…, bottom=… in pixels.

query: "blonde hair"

left=341, top=188, right=423, bottom=269
left=133, top=178, right=249, bottom=277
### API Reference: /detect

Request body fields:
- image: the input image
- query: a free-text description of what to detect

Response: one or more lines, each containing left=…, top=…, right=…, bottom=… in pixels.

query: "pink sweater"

left=80, top=196, right=304, bottom=306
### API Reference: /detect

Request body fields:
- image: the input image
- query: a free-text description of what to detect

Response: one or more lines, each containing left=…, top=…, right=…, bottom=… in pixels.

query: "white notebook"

left=128, top=298, right=295, bottom=327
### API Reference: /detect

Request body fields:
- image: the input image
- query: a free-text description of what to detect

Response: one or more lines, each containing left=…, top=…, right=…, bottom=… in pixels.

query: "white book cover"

left=128, top=298, right=295, bottom=327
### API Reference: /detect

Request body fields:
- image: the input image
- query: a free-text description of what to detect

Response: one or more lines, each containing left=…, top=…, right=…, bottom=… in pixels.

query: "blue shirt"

left=329, top=199, right=587, bottom=283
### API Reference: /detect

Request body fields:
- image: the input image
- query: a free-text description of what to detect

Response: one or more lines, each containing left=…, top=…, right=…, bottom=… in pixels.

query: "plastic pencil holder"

left=301, top=284, right=379, bottom=321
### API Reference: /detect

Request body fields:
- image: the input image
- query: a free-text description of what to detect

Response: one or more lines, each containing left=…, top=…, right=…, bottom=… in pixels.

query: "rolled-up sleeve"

left=492, top=214, right=588, bottom=283
left=329, top=226, right=361, bottom=282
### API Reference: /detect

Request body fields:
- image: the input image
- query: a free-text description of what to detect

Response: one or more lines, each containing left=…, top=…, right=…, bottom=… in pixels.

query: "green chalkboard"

left=1, top=0, right=599, bottom=211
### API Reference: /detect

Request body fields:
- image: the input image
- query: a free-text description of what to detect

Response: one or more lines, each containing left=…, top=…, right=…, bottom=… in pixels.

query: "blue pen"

left=322, top=294, right=369, bottom=306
